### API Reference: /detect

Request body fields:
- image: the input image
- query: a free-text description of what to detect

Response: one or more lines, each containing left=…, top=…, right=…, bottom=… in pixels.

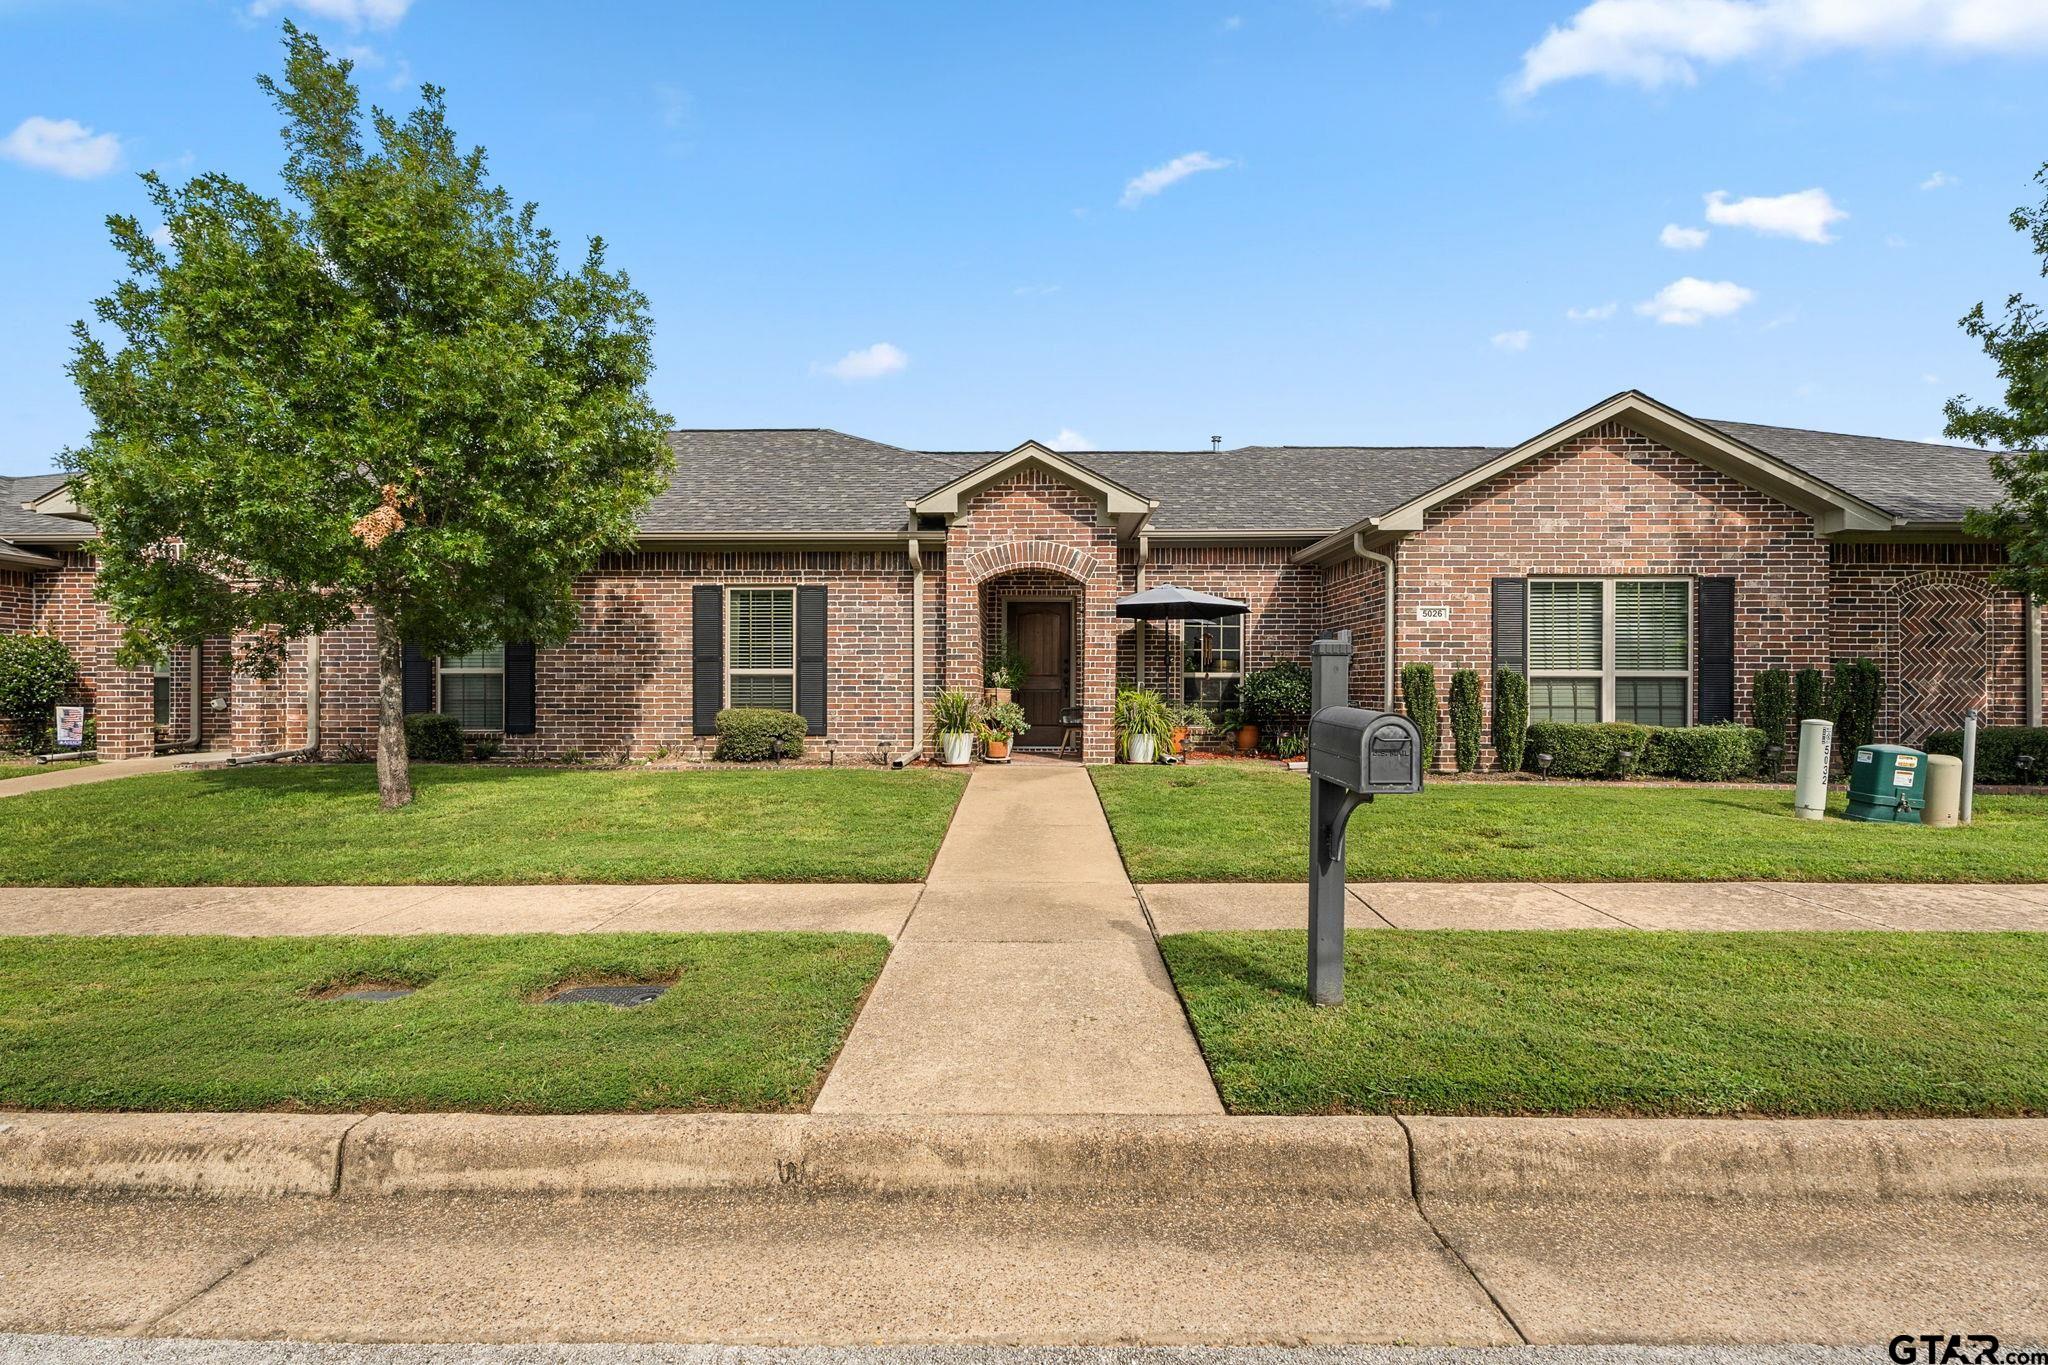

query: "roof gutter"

left=1353, top=532, right=1396, bottom=711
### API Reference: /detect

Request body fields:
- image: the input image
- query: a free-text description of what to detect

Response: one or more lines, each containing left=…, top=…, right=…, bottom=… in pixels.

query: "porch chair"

left=1057, top=706, right=1083, bottom=759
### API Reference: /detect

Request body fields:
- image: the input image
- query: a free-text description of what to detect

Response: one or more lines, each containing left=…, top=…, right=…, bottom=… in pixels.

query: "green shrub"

left=1925, top=726, right=2048, bottom=784
left=1448, top=669, right=1481, bottom=773
left=1238, top=660, right=1312, bottom=725
left=1832, top=657, right=1882, bottom=756
left=1400, top=662, right=1439, bottom=770
left=979, top=700, right=1029, bottom=742
left=1793, top=667, right=1832, bottom=726
left=714, top=707, right=808, bottom=762
left=1523, top=721, right=1652, bottom=778
left=1645, top=723, right=1770, bottom=781
left=403, top=712, right=464, bottom=762
left=1492, top=669, right=1528, bottom=773
left=1750, top=668, right=1792, bottom=759
left=0, top=633, right=81, bottom=750
left=983, top=644, right=1026, bottom=692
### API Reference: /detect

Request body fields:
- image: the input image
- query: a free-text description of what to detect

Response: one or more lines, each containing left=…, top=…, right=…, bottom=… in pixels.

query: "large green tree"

left=1947, top=162, right=2048, bottom=601
left=67, top=25, right=671, bottom=808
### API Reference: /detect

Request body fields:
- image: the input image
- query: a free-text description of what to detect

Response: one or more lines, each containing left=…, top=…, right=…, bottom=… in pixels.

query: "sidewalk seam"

left=125, top=1243, right=271, bottom=1337
left=1538, top=883, right=1643, bottom=928
left=330, top=1112, right=372, bottom=1198
left=1394, top=1114, right=1530, bottom=1345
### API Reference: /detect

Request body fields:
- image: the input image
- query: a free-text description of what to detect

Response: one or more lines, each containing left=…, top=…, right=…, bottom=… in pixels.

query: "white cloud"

left=1048, top=428, right=1096, bottom=452
left=1512, top=0, right=2048, bottom=97
left=819, top=342, right=908, bottom=382
left=1920, top=169, right=1956, bottom=190
left=1491, top=330, right=1533, bottom=352
left=1, top=116, right=123, bottom=179
left=1660, top=223, right=1709, bottom=250
left=1704, top=187, right=1845, bottom=243
left=249, top=0, right=412, bottom=28
left=1120, top=151, right=1234, bottom=208
left=1567, top=302, right=1619, bottom=321
left=1636, top=276, right=1756, bottom=325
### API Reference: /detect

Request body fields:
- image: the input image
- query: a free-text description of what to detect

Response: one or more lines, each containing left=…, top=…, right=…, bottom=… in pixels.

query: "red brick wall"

left=946, top=469, right=1122, bottom=762
left=1387, top=421, right=1831, bottom=770
left=1323, top=553, right=1391, bottom=710
left=1828, top=541, right=2038, bottom=739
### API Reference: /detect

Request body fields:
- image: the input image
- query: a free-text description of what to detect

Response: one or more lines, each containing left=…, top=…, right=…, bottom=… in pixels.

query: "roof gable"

left=909, top=442, right=1155, bottom=522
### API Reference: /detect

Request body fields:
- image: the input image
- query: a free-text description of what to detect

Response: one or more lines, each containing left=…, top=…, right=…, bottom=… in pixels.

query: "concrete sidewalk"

left=813, top=764, right=1223, bottom=1115
left=1141, top=880, right=2048, bottom=934
left=0, top=884, right=920, bottom=939
left=0, top=751, right=229, bottom=801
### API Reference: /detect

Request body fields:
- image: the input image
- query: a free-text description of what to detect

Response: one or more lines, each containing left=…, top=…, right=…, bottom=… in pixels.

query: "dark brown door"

left=1008, top=601, right=1072, bottom=747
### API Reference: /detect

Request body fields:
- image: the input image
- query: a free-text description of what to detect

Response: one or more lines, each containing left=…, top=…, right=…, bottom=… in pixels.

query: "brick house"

left=2, top=390, right=2042, bottom=768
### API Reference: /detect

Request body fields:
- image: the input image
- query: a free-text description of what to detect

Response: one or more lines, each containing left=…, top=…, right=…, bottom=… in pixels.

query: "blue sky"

left=3, top=0, right=2046, bottom=473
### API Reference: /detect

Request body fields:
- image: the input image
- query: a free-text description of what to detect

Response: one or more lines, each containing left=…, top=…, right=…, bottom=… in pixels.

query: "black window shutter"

left=1491, top=578, right=1527, bottom=679
left=504, top=642, right=536, bottom=735
left=795, top=586, right=828, bottom=736
left=692, top=585, right=724, bottom=735
left=402, top=644, right=434, bottom=715
left=1697, top=577, right=1736, bottom=724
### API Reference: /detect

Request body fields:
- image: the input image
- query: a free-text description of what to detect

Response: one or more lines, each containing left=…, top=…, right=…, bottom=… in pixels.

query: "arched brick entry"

left=948, top=538, right=1117, bottom=762
left=1894, top=572, right=1990, bottom=742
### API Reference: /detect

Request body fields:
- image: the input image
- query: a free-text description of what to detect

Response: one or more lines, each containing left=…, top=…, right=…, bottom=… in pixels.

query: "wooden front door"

left=1007, top=601, right=1073, bottom=748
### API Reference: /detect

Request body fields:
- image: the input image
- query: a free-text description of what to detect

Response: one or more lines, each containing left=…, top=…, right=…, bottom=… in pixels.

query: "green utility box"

left=1844, top=744, right=1928, bottom=823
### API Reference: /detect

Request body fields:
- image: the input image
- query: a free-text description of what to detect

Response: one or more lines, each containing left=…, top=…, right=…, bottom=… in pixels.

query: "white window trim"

left=1528, top=577, right=1693, bottom=726
left=436, top=645, right=506, bottom=733
left=1181, top=615, right=1243, bottom=709
left=725, top=586, right=798, bottom=711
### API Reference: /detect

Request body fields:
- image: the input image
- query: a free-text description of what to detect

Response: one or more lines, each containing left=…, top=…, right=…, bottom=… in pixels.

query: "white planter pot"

left=939, top=731, right=974, bottom=766
left=1125, top=733, right=1157, bottom=765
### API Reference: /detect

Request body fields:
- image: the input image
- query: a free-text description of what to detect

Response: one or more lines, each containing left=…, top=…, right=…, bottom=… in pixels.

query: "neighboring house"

left=3, top=390, right=2042, bottom=767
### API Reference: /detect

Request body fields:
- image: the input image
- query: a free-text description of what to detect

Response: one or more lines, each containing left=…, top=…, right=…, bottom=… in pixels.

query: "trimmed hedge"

left=1794, top=667, right=1831, bottom=725
left=1751, top=668, right=1792, bottom=751
left=1492, top=669, right=1528, bottom=773
left=0, top=633, right=81, bottom=750
left=1524, top=720, right=1769, bottom=781
left=1925, top=726, right=2048, bottom=785
left=1448, top=669, right=1482, bottom=773
left=403, top=713, right=464, bottom=762
left=1832, top=657, right=1882, bottom=757
left=1400, top=662, right=1440, bottom=770
left=714, top=708, right=808, bottom=762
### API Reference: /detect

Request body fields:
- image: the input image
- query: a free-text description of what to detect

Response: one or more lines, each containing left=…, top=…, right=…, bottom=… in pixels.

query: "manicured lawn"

left=0, top=932, right=888, bottom=1112
left=1093, top=766, right=2048, bottom=883
left=0, top=765, right=966, bottom=885
left=1160, top=930, right=2048, bottom=1117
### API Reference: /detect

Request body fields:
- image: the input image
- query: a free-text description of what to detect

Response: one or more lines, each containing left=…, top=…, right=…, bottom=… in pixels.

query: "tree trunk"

left=374, top=614, right=414, bottom=810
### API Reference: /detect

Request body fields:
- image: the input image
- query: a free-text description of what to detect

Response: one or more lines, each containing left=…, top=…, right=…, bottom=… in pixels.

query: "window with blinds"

left=439, top=644, right=505, bottom=731
left=728, top=588, right=796, bottom=712
left=1528, top=578, right=1692, bottom=726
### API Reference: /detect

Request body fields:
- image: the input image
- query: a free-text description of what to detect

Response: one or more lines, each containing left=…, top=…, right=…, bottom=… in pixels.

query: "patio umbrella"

left=1114, top=585, right=1249, bottom=698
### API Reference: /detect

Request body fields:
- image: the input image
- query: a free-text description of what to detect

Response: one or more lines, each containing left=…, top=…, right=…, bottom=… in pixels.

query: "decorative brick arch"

left=960, top=539, right=1102, bottom=587
left=1892, top=571, right=1991, bottom=742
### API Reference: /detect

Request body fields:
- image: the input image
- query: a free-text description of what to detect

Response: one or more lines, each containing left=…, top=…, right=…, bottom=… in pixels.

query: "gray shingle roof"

left=1705, top=420, right=2005, bottom=524
left=0, top=474, right=84, bottom=541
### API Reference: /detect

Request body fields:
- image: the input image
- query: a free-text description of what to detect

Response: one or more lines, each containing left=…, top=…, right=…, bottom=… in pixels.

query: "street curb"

left=0, top=1111, right=357, bottom=1197
left=7, top=1111, right=2048, bottom=1202
left=1406, top=1116, right=2048, bottom=1202
left=338, top=1113, right=1415, bottom=1198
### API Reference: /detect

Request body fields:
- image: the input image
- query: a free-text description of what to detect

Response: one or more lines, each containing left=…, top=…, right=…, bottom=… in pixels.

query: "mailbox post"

left=1306, top=631, right=1424, bottom=1006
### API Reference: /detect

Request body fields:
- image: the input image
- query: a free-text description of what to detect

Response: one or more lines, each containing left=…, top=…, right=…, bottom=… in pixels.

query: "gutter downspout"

left=2028, top=591, right=2043, bottom=728
left=1353, top=533, right=1397, bottom=710
left=1136, top=532, right=1151, bottom=691
left=894, top=538, right=925, bottom=768
left=228, top=633, right=321, bottom=766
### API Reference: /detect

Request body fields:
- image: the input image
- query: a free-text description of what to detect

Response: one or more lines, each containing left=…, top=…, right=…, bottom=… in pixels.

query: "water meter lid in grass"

left=548, top=984, right=669, bottom=1008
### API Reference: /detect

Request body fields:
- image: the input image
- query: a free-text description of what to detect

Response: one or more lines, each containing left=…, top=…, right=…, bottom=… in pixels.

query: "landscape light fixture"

left=1536, top=753, right=1553, bottom=776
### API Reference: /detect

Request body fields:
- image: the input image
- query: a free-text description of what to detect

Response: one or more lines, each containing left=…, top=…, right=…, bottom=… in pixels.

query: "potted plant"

left=1238, top=661, right=1311, bottom=755
left=1115, top=687, right=1175, bottom=765
left=980, top=700, right=1029, bottom=761
left=1167, top=701, right=1208, bottom=758
left=932, top=690, right=980, bottom=766
left=984, top=645, right=1025, bottom=706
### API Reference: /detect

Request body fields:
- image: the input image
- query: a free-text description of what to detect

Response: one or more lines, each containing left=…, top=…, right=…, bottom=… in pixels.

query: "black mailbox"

left=1307, top=707, right=1423, bottom=796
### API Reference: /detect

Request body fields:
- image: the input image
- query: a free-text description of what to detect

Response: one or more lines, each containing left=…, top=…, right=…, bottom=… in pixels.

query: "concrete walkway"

left=1142, top=880, right=2048, bottom=934
left=0, top=751, right=229, bottom=801
left=0, top=884, right=919, bottom=939
left=813, top=764, right=1223, bottom=1115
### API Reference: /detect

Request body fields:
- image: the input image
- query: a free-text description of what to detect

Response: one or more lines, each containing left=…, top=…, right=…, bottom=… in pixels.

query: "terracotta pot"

left=985, top=737, right=1010, bottom=761
left=1169, top=726, right=1188, bottom=757
left=986, top=687, right=1012, bottom=706
left=1235, top=724, right=1259, bottom=753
